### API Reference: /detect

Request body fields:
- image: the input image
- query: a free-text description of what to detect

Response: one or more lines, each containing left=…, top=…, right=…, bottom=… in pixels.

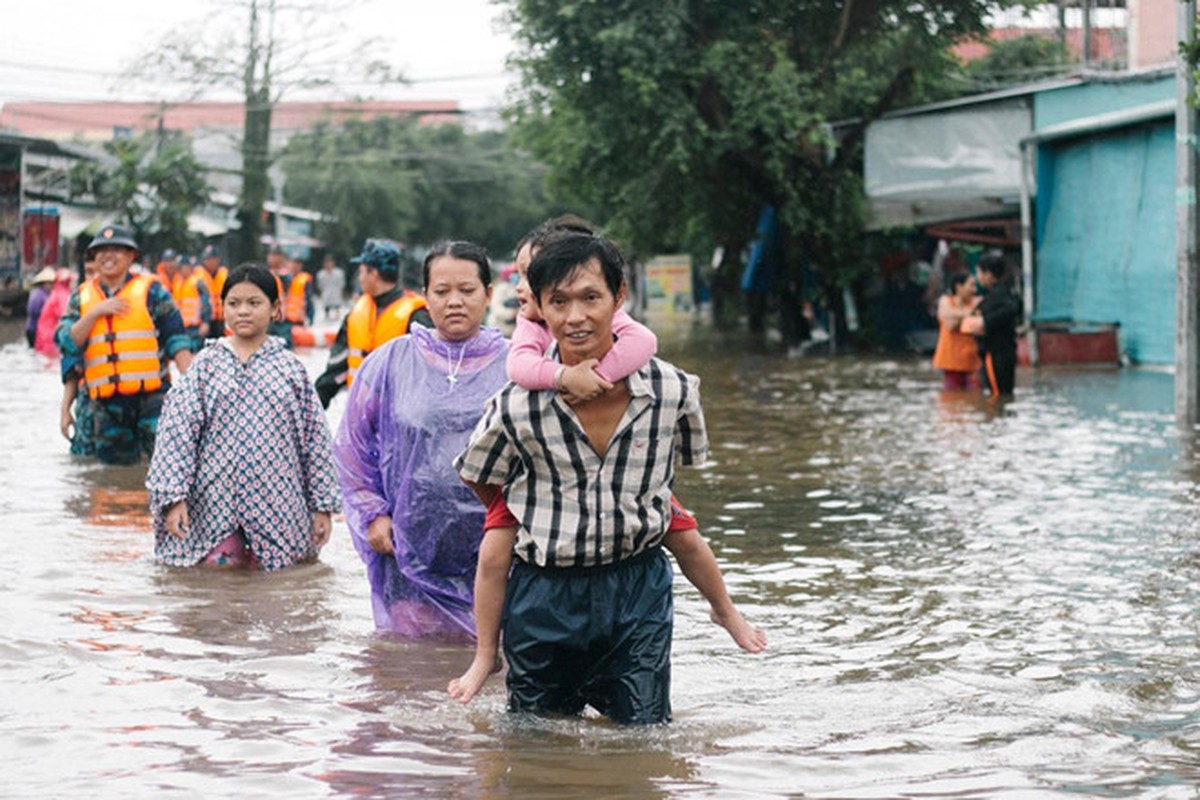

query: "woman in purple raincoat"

left=333, top=241, right=508, bottom=639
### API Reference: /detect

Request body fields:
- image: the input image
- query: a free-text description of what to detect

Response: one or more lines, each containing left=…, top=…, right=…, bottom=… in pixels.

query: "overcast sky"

left=0, top=0, right=518, bottom=112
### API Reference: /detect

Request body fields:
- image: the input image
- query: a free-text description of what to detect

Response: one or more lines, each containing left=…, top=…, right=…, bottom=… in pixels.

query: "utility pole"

left=1081, top=0, right=1092, bottom=68
left=1176, top=0, right=1200, bottom=426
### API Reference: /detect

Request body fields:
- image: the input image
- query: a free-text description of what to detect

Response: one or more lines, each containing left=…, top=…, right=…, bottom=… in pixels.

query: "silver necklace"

left=444, top=342, right=467, bottom=386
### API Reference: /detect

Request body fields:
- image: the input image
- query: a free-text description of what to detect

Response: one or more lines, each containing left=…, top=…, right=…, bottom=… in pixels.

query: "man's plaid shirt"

left=455, top=357, right=708, bottom=569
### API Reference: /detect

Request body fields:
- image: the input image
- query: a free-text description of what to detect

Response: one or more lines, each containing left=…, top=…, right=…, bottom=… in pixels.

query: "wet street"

left=2, top=317, right=1199, bottom=798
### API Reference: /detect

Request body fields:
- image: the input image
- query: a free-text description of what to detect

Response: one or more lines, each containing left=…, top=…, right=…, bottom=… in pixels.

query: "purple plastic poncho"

left=332, top=324, right=508, bottom=639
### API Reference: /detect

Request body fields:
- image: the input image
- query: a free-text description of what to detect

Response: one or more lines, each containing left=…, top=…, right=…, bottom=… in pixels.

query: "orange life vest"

left=345, top=291, right=428, bottom=386
left=175, top=271, right=207, bottom=327
left=198, top=265, right=228, bottom=321
left=156, top=266, right=182, bottom=300
left=284, top=271, right=312, bottom=323
left=79, top=275, right=163, bottom=400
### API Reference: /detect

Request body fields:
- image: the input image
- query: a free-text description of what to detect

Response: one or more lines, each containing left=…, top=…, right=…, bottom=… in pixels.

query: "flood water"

left=3, top=317, right=1199, bottom=799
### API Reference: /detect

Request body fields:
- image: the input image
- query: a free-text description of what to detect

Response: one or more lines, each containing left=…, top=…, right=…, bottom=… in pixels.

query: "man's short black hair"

left=527, top=232, right=625, bottom=304
left=978, top=250, right=1008, bottom=279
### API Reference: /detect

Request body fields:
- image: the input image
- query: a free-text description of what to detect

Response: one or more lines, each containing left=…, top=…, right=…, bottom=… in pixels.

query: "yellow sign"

left=644, top=254, right=693, bottom=326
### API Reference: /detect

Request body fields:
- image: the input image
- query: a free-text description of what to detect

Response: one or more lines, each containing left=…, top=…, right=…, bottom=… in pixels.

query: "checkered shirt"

left=455, top=357, right=708, bottom=568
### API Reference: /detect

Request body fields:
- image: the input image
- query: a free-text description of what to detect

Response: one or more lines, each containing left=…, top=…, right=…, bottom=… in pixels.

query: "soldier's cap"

left=350, top=238, right=401, bottom=279
left=86, top=225, right=140, bottom=255
left=200, top=244, right=220, bottom=260
left=161, top=248, right=178, bottom=260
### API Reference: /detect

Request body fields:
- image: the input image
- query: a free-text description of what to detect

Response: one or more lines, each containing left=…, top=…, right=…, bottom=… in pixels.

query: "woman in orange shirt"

left=931, top=272, right=982, bottom=390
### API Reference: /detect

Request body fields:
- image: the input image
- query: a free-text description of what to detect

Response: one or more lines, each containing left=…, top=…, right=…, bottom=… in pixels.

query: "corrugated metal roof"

left=1020, top=98, right=1175, bottom=144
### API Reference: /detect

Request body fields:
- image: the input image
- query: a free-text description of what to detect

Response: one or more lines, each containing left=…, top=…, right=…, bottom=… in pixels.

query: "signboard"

left=643, top=254, right=694, bottom=328
left=0, top=145, right=19, bottom=286
left=22, top=208, right=60, bottom=272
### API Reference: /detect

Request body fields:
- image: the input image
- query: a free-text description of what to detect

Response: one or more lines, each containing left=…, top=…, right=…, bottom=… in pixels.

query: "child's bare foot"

left=711, top=607, right=767, bottom=653
left=447, top=655, right=502, bottom=705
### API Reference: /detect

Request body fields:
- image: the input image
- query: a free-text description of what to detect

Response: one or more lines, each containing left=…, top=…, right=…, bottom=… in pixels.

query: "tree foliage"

left=503, top=0, right=1001, bottom=328
left=280, top=116, right=570, bottom=259
left=126, top=0, right=400, bottom=263
left=68, top=133, right=211, bottom=257
left=960, top=33, right=1073, bottom=92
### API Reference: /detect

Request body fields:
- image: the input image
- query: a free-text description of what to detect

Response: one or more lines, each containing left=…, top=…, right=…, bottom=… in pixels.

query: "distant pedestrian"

left=147, top=263, right=341, bottom=570
left=196, top=244, right=229, bottom=337
left=962, top=251, right=1021, bottom=397
left=317, top=255, right=346, bottom=320
left=34, top=268, right=74, bottom=357
left=24, top=267, right=55, bottom=347
left=931, top=272, right=982, bottom=391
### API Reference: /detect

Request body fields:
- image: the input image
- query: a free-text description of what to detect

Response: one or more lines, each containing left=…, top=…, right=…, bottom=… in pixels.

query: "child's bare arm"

left=592, top=308, right=657, bottom=382
left=506, top=315, right=561, bottom=389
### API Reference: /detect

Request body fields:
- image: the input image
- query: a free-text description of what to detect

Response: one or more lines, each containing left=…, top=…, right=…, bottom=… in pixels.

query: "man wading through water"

left=455, top=232, right=710, bottom=724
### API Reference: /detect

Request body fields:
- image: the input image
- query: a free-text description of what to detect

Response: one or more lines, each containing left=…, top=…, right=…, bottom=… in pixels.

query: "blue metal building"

left=865, top=67, right=1177, bottom=365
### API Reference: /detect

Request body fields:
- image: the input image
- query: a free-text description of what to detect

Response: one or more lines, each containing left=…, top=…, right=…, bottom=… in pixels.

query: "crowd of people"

left=30, top=216, right=767, bottom=727
left=20, top=216, right=1029, bottom=723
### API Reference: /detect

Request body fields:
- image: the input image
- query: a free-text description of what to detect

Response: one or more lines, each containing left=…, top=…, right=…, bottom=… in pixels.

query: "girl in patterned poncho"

left=146, top=264, right=342, bottom=571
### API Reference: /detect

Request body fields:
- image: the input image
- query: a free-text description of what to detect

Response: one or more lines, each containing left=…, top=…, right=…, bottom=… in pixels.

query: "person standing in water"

left=146, top=264, right=341, bottom=570
left=454, top=232, right=721, bottom=724
left=332, top=241, right=508, bottom=637
left=55, top=225, right=194, bottom=465
left=448, top=220, right=765, bottom=707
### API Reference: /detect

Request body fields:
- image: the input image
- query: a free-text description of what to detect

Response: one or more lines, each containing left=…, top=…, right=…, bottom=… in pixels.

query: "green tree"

left=127, top=0, right=400, bottom=264
left=960, top=33, right=1074, bottom=92
left=280, top=116, right=568, bottom=258
left=68, top=133, right=211, bottom=257
left=504, top=0, right=1001, bottom=336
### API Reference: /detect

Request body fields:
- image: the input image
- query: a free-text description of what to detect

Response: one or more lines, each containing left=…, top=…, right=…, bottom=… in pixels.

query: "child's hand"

left=164, top=502, right=189, bottom=539
left=312, top=511, right=332, bottom=549
left=559, top=360, right=613, bottom=404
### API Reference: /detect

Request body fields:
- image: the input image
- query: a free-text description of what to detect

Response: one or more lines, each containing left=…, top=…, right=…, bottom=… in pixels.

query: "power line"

left=0, top=57, right=513, bottom=86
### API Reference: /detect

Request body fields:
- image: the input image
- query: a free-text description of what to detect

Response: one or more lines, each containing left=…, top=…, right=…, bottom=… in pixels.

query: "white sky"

left=0, top=0, right=519, bottom=112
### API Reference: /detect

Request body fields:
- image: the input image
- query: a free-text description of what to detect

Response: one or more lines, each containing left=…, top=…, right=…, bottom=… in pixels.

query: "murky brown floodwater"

left=2, top=316, right=1199, bottom=798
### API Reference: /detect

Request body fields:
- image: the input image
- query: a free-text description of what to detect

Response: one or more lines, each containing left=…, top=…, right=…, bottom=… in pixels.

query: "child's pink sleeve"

left=593, top=308, right=657, bottom=382
left=506, top=315, right=561, bottom=389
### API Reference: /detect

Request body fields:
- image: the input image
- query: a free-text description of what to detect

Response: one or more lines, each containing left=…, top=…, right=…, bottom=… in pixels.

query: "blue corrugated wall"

left=1034, top=120, right=1175, bottom=364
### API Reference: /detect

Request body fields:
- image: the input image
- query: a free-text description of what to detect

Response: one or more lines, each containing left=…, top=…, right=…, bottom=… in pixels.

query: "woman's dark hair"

left=422, top=241, right=491, bottom=289
left=527, top=232, right=626, bottom=303
left=222, top=262, right=279, bottom=303
left=947, top=271, right=973, bottom=294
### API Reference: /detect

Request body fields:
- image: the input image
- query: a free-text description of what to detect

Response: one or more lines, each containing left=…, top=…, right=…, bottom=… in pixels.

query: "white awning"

left=56, top=206, right=116, bottom=239
left=187, top=213, right=231, bottom=237
left=864, top=98, right=1032, bottom=228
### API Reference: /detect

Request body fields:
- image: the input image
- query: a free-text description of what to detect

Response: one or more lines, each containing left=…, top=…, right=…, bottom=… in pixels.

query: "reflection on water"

left=3, top=318, right=1200, bottom=797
